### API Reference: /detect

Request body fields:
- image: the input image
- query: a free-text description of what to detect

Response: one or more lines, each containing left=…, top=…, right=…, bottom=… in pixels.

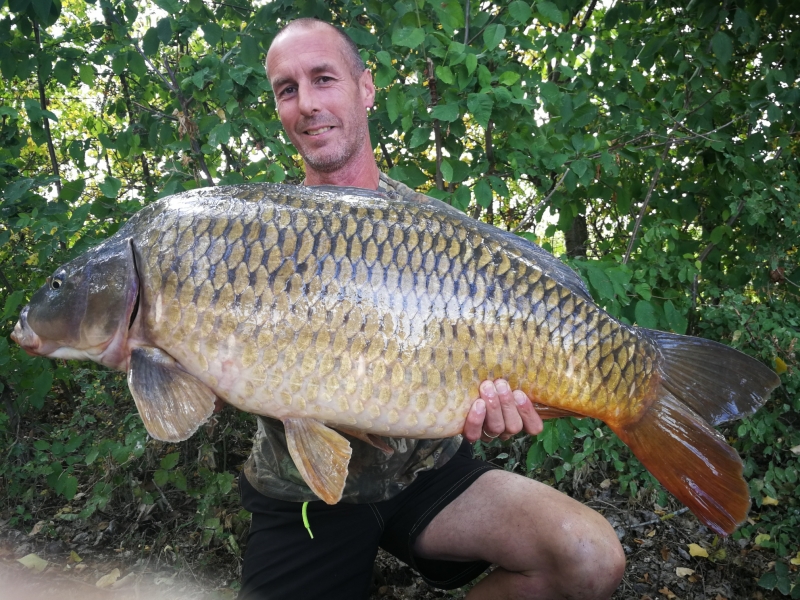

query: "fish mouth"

left=10, top=306, right=43, bottom=356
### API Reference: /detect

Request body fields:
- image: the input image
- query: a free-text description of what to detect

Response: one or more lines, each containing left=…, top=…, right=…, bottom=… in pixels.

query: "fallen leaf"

left=658, top=586, right=676, bottom=599
left=647, top=529, right=656, bottom=537
left=28, top=521, right=46, bottom=537
left=755, top=534, right=771, bottom=546
left=676, top=567, right=695, bottom=577
left=790, top=552, right=800, bottom=566
left=68, top=550, right=82, bottom=563
left=688, top=543, right=709, bottom=557
left=96, top=568, right=121, bottom=588
left=688, top=574, right=699, bottom=583
left=75, top=563, right=87, bottom=572
left=714, top=595, right=728, bottom=600
left=762, top=496, right=779, bottom=506
left=775, top=357, right=787, bottom=374
left=17, top=553, right=48, bottom=572
left=660, top=547, right=671, bottom=561
left=600, top=479, right=611, bottom=489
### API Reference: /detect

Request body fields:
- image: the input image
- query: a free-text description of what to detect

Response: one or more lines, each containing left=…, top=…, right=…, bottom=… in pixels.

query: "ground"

left=0, top=464, right=785, bottom=600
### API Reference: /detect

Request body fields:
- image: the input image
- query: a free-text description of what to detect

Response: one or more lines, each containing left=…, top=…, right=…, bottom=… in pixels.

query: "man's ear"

left=359, top=69, right=376, bottom=109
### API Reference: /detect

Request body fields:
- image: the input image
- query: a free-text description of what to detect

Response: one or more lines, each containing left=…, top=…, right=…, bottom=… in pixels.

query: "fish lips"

left=11, top=305, right=43, bottom=356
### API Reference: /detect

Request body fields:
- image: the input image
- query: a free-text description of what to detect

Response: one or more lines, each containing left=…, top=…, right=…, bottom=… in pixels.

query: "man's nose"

left=297, top=82, right=320, bottom=115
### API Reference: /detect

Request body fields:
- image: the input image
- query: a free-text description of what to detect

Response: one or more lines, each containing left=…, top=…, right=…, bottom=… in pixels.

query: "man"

left=238, top=18, right=625, bottom=600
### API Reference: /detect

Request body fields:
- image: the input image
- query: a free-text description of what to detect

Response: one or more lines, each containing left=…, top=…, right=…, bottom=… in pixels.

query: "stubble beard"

left=300, top=119, right=369, bottom=174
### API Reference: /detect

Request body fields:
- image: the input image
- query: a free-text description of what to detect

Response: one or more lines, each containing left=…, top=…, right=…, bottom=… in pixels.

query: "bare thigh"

left=414, top=469, right=619, bottom=574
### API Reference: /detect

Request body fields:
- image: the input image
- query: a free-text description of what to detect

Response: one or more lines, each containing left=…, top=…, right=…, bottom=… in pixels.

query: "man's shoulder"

left=378, top=173, right=432, bottom=205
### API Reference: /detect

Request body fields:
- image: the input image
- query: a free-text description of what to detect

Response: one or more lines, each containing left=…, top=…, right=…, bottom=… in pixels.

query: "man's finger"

left=495, top=379, right=523, bottom=437
left=463, top=398, right=486, bottom=443
left=514, top=390, right=544, bottom=436
left=479, top=380, right=505, bottom=439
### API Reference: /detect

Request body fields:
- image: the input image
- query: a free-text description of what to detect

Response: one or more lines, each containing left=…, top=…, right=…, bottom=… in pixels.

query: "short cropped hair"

left=267, top=18, right=366, bottom=81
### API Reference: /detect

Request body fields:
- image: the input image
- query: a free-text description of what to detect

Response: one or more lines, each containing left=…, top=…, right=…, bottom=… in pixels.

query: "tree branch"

left=33, top=20, right=61, bottom=194
left=513, top=168, right=570, bottom=233
left=623, top=141, right=672, bottom=264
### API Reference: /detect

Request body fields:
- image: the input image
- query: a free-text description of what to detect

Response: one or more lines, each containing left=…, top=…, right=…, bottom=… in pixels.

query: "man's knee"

left=548, top=510, right=625, bottom=598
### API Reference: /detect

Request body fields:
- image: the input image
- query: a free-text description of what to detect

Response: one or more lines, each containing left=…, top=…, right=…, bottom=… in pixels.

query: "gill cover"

left=23, top=238, right=139, bottom=370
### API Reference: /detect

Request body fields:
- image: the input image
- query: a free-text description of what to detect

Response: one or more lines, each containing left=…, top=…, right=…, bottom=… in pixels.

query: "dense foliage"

left=1, top=0, right=798, bottom=592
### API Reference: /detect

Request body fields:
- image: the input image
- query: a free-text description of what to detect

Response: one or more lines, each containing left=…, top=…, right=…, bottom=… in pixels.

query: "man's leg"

left=238, top=475, right=382, bottom=599
left=414, top=469, right=625, bottom=600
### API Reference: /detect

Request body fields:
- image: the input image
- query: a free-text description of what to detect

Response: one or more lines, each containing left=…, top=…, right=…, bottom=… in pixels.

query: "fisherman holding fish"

left=238, top=18, right=626, bottom=600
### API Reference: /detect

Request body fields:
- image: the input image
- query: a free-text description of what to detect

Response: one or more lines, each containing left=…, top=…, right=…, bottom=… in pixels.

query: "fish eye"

left=50, top=271, right=65, bottom=290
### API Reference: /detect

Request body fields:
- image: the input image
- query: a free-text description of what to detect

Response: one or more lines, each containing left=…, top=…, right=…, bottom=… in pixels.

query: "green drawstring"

left=302, top=502, right=314, bottom=539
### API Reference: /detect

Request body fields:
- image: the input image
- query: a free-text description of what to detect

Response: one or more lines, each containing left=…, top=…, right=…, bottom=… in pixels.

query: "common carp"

left=12, top=184, right=779, bottom=534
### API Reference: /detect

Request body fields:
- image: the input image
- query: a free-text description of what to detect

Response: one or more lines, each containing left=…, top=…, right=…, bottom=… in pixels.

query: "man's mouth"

left=305, top=126, right=333, bottom=136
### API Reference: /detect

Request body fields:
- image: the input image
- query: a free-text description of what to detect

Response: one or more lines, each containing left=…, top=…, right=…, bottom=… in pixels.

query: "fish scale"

left=12, top=183, right=780, bottom=533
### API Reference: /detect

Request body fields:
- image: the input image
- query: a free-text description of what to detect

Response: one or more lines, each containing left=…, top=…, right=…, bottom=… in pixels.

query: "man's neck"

left=303, top=158, right=381, bottom=190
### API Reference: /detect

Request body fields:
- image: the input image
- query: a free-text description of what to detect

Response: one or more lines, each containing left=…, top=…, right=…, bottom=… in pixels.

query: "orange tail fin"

left=610, top=389, right=748, bottom=535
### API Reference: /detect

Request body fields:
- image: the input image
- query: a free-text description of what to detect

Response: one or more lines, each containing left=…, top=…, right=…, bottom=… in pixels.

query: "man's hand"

left=463, top=379, right=544, bottom=443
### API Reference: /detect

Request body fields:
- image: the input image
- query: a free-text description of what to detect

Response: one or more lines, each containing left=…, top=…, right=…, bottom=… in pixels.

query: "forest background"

left=0, top=0, right=798, bottom=596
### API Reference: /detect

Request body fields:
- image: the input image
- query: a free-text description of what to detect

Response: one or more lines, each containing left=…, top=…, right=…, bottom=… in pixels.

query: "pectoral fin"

left=284, top=418, right=352, bottom=504
left=128, top=346, right=216, bottom=442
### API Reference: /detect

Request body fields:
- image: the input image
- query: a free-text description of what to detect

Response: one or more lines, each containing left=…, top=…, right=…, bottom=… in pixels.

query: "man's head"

left=266, top=19, right=377, bottom=183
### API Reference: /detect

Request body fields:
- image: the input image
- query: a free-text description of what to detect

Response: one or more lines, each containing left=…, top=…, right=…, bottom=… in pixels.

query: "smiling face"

left=266, top=24, right=377, bottom=185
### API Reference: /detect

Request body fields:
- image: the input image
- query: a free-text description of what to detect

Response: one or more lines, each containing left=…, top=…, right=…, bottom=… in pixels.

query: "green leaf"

left=30, top=0, right=51, bottom=23
left=586, top=266, right=615, bottom=301
left=376, top=51, right=392, bottom=67
left=203, top=22, right=222, bottom=47
left=409, top=127, right=431, bottom=148
left=664, top=300, right=688, bottom=334
left=440, top=159, right=453, bottom=183
left=467, top=93, right=493, bottom=128
left=160, top=452, right=180, bottom=469
left=392, top=27, right=425, bottom=49
left=142, top=28, right=161, bottom=56
left=483, top=24, right=506, bottom=51
left=498, top=71, right=520, bottom=86
left=629, top=70, right=646, bottom=94
left=465, top=54, right=478, bottom=76
left=59, top=178, right=85, bottom=202
left=386, top=86, right=401, bottom=123
left=474, top=179, right=492, bottom=208
left=758, top=572, right=777, bottom=591
left=240, top=35, right=262, bottom=68
left=98, top=176, right=122, bottom=199
left=154, top=469, right=169, bottom=487
left=156, top=18, right=172, bottom=44
left=536, top=1, right=564, bottom=24
left=711, top=31, right=733, bottom=65
left=634, top=300, right=658, bottom=329
left=431, top=103, right=460, bottom=122
left=435, top=65, right=454, bottom=84
left=76, top=62, right=94, bottom=86
left=509, top=1, right=532, bottom=24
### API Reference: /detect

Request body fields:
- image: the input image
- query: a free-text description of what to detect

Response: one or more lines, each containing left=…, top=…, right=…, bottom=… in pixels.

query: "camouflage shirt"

left=243, top=174, right=464, bottom=503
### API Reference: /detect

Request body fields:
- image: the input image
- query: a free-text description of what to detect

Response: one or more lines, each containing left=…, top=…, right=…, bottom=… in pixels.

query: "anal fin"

left=128, top=346, right=217, bottom=442
left=335, top=427, right=395, bottom=455
left=532, top=403, right=585, bottom=420
left=284, top=418, right=352, bottom=504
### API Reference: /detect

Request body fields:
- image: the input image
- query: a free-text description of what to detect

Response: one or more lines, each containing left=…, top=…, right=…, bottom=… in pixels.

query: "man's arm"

left=463, top=380, right=544, bottom=443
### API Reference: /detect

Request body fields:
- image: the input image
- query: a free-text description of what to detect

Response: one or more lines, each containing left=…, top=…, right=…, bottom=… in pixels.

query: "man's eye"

left=278, top=86, right=296, bottom=97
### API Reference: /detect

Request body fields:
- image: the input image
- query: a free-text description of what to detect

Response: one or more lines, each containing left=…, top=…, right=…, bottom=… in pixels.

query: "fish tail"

left=611, top=332, right=780, bottom=535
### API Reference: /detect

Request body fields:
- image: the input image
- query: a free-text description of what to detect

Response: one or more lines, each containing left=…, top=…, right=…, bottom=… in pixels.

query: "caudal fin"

left=611, top=332, right=780, bottom=535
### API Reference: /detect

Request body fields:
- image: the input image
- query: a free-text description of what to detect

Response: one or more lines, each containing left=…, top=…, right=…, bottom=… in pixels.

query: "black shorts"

left=238, top=440, right=497, bottom=600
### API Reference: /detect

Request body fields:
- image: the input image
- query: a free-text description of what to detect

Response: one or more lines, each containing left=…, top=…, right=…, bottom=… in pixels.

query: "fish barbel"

left=11, top=184, right=779, bottom=534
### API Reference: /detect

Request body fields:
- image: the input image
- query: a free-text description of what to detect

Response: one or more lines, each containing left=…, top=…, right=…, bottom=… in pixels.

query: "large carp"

left=12, top=184, right=779, bottom=534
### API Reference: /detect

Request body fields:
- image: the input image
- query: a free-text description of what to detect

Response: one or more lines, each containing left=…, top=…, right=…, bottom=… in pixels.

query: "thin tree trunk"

left=33, top=20, right=61, bottom=194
